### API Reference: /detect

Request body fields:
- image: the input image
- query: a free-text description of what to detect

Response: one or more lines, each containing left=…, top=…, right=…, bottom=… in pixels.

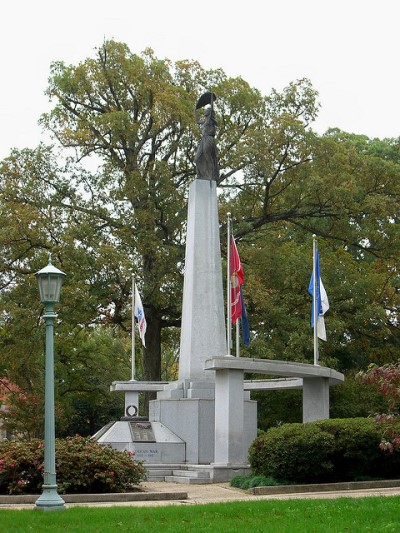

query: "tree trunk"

left=142, top=308, right=162, bottom=416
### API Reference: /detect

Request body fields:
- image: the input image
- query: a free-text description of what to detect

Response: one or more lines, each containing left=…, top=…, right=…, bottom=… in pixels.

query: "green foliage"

left=249, top=422, right=336, bottom=483
left=314, top=418, right=400, bottom=481
left=249, top=418, right=400, bottom=484
left=0, top=436, right=146, bottom=495
left=253, top=389, right=302, bottom=430
left=330, top=371, right=388, bottom=419
left=0, top=39, right=399, bottom=436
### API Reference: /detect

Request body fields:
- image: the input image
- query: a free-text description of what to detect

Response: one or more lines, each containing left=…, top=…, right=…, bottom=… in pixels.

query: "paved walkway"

left=135, top=482, right=400, bottom=507
left=59, top=482, right=400, bottom=508
left=1, top=482, right=400, bottom=509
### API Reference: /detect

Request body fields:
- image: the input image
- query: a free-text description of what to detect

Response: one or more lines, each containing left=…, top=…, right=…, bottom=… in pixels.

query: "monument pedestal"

left=147, top=178, right=257, bottom=476
left=149, top=381, right=257, bottom=466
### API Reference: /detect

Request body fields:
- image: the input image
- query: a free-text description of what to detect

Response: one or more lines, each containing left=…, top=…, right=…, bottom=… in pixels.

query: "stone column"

left=178, top=179, right=227, bottom=382
left=124, top=392, right=139, bottom=418
left=213, top=368, right=247, bottom=465
left=302, top=377, right=330, bottom=422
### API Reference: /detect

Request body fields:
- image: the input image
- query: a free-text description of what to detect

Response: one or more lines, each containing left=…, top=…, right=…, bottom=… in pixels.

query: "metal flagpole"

left=131, top=277, right=136, bottom=380
left=227, top=213, right=232, bottom=355
left=313, top=235, right=319, bottom=366
left=236, top=319, right=240, bottom=357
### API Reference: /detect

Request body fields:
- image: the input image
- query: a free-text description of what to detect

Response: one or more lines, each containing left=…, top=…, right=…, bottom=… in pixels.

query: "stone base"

left=145, top=462, right=252, bottom=483
left=149, top=392, right=257, bottom=465
left=92, top=421, right=186, bottom=463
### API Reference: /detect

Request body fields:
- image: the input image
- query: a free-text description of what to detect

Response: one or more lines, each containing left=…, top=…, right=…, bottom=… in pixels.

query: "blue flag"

left=308, top=249, right=329, bottom=341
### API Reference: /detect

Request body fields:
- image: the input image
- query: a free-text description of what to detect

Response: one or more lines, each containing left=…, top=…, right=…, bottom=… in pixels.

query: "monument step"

left=146, top=468, right=174, bottom=477
left=186, top=389, right=215, bottom=399
left=146, top=475, right=170, bottom=482
left=164, top=475, right=213, bottom=484
left=156, top=389, right=184, bottom=400
left=172, top=469, right=210, bottom=479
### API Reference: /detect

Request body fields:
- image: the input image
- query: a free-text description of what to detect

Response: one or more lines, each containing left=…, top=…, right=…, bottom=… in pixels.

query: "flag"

left=230, top=236, right=244, bottom=324
left=230, top=236, right=251, bottom=344
left=134, top=285, right=147, bottom=347
left=308, top=249, right=329, bottom=341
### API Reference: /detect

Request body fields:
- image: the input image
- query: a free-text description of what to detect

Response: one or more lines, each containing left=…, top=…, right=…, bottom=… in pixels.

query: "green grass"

left=1, top=497, right=400, bottom=532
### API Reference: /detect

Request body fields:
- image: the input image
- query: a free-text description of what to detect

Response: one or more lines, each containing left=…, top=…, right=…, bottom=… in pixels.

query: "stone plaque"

left=129, top=421, right=156, bottom=442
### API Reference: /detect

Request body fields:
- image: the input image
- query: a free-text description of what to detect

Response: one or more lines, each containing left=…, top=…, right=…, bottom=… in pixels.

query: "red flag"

left=230, top=236, right=244, bottom=323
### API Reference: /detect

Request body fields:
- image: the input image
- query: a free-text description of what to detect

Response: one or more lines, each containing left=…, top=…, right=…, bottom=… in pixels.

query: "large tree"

left=231, top=130, right=400, bottom=370
left=37, top=40, right=322, bottom=382
left=1, top=41, right=399, bottom=433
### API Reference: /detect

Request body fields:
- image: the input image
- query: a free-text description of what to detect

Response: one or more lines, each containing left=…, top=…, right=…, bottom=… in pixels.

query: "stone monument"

left=147, top=93, right=257, bottom=476
left=93, top=93, right=344, bottom=483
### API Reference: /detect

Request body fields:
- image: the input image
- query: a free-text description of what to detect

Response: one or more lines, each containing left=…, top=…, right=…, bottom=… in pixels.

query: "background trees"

left=0, top=39, right=399, bottom=434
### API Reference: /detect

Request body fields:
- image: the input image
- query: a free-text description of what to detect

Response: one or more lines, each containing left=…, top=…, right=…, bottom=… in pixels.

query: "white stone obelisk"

left=178, top=178, right=227, bottom=382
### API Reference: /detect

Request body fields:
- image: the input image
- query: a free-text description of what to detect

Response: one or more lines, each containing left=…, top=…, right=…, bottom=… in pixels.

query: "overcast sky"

left=1, top=0, right=399, bottom=160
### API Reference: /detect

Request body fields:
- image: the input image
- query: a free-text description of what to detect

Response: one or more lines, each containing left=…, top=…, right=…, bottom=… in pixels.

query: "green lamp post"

left=34, top=258, right=66, bottom=511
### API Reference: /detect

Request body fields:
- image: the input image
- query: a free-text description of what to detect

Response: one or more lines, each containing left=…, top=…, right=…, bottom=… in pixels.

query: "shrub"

left=249, top=423, right=336, bottom=483
left=0, top=436, right=146, bottom=495
left=249, top=418, right=400, bottom=484
left=313, top=418, right=400, bottom=481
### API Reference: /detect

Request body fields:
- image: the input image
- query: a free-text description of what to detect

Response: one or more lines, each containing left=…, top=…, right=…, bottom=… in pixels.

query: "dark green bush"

left=0, top=435, right=146, bottom=495
left=249, top=423, right=336, bottom=483
left=313, top=418, right=400, bottom=481
left=249, top=418, right=400, bottom=484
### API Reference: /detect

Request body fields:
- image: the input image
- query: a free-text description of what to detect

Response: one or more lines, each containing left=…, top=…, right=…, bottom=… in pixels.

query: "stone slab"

left=205, top=356, right=344, bottom=385
left=129, top=421, right=156, bottom=442
left=110, top=381, right=169, bottom=392
left=249, top=479, right=400, bottom=495
left=244, top=378, right=303, bottom=390
left=0, top=491, right=188, bottom=505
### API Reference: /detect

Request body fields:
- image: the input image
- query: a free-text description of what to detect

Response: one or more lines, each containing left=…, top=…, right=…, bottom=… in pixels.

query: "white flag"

left=308, top=249, right=330, bottom=341
left=134, top=285, right=147, bottom=347
left=317, top=279, right=330, bottom=341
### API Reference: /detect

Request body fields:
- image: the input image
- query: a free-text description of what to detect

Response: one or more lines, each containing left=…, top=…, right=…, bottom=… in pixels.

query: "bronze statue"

left=195, top=92, right=219, bottom=181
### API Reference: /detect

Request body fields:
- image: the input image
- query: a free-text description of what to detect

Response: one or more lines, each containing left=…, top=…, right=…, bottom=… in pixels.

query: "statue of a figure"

left=195, top=92, right=219, bottom=181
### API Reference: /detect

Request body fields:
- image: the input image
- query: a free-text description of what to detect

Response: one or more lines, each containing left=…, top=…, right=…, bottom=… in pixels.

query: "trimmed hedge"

left=249, top=418, right=400, bottom=484
left=0, top=435, right=146, bottom=495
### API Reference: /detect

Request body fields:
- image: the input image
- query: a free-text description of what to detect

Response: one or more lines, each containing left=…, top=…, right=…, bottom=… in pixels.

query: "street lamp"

left=34, top=257, right=66, bottom=511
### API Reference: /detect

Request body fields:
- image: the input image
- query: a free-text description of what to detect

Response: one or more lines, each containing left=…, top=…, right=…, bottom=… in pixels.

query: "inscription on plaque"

left=129, top=422, right=156, bottom=442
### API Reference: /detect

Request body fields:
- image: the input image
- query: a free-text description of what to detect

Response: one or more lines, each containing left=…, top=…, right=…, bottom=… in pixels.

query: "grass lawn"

left=0, top=497, right=400, bottom=532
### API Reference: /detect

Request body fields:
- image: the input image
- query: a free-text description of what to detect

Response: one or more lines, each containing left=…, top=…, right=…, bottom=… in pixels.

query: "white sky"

left=1, top=0, right=399, bottom=160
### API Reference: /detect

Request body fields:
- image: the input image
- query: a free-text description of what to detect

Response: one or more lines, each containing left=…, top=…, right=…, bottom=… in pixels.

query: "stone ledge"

left=249, top=479, right=400, bottom=495
left=205, top=356, right=344, bottom=385
left=0, top=490, right=188, bottom=505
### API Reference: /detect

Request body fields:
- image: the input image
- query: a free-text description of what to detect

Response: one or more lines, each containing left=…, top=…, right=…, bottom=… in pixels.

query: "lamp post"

left=34, top=258, right=66, bottom=511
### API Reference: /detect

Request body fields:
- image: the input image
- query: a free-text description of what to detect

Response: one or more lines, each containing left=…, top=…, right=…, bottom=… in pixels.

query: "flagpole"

left=131, top=277, right=136, bottom=381
left=227, top=213, right=232, bottom=355
left=236, top=319, right=240, bottom=357
left=312, top=235, right=319, bottom=366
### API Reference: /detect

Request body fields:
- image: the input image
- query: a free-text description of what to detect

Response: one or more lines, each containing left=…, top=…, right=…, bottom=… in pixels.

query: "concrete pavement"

left=1, top=481, right=400, bottom=509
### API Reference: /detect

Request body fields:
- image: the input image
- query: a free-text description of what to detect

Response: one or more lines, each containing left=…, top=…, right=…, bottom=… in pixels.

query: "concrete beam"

left=110, top=381, right=169, bottom=392
left=244, top=378, right=303, bottom=390
left=205, top=356, right=344, bottom=385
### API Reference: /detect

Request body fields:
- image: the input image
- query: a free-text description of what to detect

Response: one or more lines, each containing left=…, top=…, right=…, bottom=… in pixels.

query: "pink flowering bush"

left=0, top=436, right=146, bottom=495
left=358, top=363, right=400, bottom=452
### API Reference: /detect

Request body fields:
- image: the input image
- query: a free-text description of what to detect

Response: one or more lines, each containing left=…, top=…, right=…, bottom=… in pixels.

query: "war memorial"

left=93, top=93, right=344, bottom=483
